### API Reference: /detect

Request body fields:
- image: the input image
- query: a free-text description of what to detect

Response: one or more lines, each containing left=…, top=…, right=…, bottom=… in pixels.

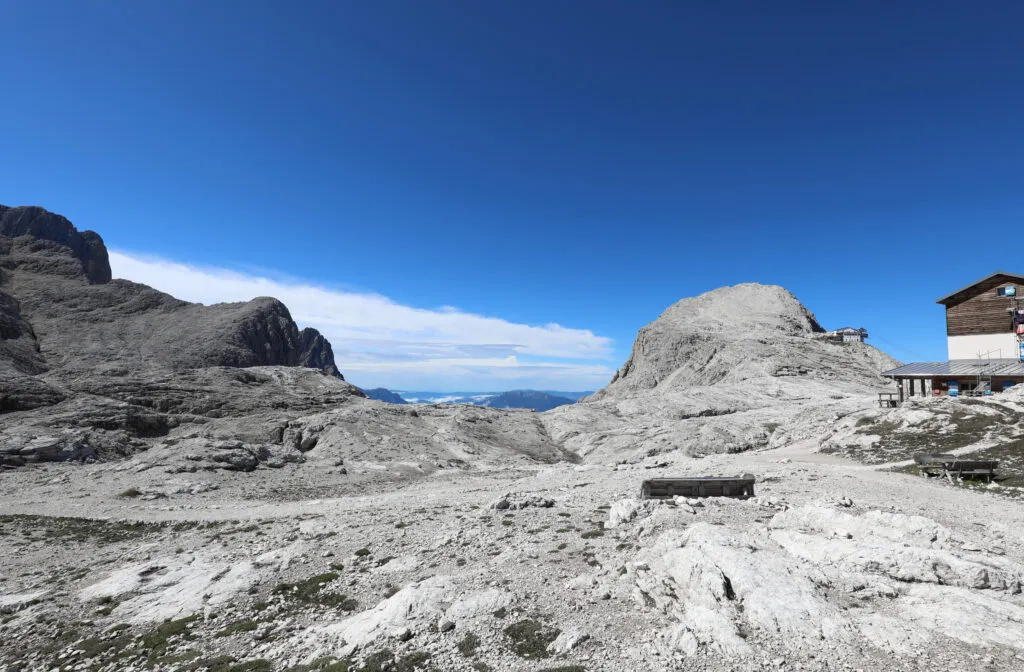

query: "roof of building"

left=834, top=326, right=867, bottom=334
left=935, top=271, right=1024, bottom=306
left=882, top=359, right=1024, bottom=378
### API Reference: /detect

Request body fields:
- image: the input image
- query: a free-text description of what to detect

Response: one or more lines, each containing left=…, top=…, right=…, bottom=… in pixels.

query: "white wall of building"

left=947, top=333, right=1018, bottom=360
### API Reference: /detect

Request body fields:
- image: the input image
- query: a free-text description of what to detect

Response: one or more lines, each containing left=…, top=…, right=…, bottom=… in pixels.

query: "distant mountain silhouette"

left=482, top=390, right=575, bottom=412
left=361, top=388, right=408, bottom=404
left=360, top=389, right=588, bottom=410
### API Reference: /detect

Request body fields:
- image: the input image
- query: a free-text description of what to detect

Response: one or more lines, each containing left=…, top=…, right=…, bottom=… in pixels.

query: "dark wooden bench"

left=640, top=475, right=756, bottom=500
left=943, top=459, right=999, bottom=482
left=913, top=454, right=998, bottom=481
left=913, top=453, right=957, bottom=476
left=878, top=392, right=900, bottom=408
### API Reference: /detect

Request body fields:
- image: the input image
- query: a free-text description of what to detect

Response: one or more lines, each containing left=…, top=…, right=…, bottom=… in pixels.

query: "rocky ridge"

left=0, top=205, right=574, bottom=473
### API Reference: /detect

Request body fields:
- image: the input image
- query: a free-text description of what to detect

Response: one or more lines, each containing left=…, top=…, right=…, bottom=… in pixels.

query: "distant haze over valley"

left=360, top=388, right=591, bottom=411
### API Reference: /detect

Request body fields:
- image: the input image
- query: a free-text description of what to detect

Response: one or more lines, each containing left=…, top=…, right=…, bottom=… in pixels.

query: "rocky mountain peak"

left=0, top=205, right=111, bottom=284
left=0, top=205, right=349, bottom=414
left=592, top=283, right=895, bottom=399
left=299, top=327, right=342, bottom=378
left=655, top=283, right=825, bottom=336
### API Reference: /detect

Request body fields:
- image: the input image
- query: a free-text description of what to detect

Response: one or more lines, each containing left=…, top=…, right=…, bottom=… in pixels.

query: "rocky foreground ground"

left=3, top=404, right=1024, bottom=672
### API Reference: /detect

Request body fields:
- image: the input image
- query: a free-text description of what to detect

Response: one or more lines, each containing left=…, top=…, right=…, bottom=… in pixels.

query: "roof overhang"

left=882, top=359, right=1024, bottom=378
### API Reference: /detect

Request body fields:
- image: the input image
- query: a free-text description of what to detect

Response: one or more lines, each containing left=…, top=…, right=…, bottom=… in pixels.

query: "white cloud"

left=108, top=250, right=616, bottom=391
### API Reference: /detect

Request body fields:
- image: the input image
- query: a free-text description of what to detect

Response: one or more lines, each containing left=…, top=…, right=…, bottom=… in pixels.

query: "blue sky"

left=2, top=1, right=1023, bottom=390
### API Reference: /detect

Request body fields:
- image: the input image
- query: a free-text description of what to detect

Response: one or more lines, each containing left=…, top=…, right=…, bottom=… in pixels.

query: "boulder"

left=312, top=577, right=454, bottom=653
left=547, top=628, right=589, bottom=654
left=606, top=498, right=649, bottom=528
left=488, top=492, right=555, bottom=510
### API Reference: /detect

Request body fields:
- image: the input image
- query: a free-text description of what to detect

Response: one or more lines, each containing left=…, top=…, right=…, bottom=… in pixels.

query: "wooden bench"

left=640, top=475, right=756, bottom=500
left=913, top=453, right=957, bottom=476
left=878, top=392, right=900, bottom=408
left=943, top=459, right=999, bottom=482
left=913, top=454, right=998, bottom=482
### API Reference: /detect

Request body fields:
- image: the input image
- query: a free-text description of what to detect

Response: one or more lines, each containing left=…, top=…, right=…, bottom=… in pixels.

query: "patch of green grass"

left=349, top=648, right=434, bottom=672
left=827, top=403, right=1016, bottom=465
left=151, top=650, right=202, bottom=667
left=457, top=632, right=481, bottom=656
left=580, top=529, right=604, bottom=539
left=503, top=619, right=559, bottom=659
left=892, top=435, right=1024, bottom=498
left=539, top=667, right=587, bottom=672
left=0, top=515, right=218, bottom=550
left=0, top=515, right=163, bottom=545
left=74, top=633, right=134, bottom=661
left=179, top=655, right=239, bottom=671
left=225, top=661, right=274, bottom=672
left=390, top=651, right=432, bottom=672
left=274, top=571, right=337, bottom=598
left=273, top=572, right=357, bottom=611
left=354, top=548, right=372, bottom=557
left=142, top=614, right=199, bottom=657
left=492, top=606, right=507, bottom=619
left=215, top=618, right=260, bottom=637
left=283, top=656, right=351, bottom=672
left=118, top=487, right=143, bottom=498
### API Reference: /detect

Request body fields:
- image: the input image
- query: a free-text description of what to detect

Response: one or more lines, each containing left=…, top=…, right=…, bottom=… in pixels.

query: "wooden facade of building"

left=938, top=272, right=1024, bottom=337
left=936, top=271, right=1024, bottom=361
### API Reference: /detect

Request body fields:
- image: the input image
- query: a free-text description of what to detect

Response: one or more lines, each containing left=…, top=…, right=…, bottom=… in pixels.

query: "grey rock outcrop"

left=595, top=283, right=895, bottom=399
left=0, top=289, right=65, bottom=411
left=1, top=205, right=574, bottom=474
left=0, top=204, right=358, bottom=465
left=543, top=283, right=901, bottom=462
left=299, top=327, right=342, bottom=378
left=0, top=204, right=346, bottom=385
left=488, top=492, right=556, bottom=510
left=0, top=205, right=111, bottom=284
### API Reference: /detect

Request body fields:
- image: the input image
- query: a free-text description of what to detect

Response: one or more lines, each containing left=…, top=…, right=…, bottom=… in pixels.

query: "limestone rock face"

left=0, top=205, right=574, bottom=474
left=0, top=205, right=111, bottom=284
left=299, top=327, right=343, bottom=379
left=0, top=289, right=66, bottom=412
left=543, top=283, right=901, bottom=462
left=595, top=283, right=895, bottom=398
left=0, top=205, right=357, bottom=465
left=0, top=205, right=346, bottom=385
